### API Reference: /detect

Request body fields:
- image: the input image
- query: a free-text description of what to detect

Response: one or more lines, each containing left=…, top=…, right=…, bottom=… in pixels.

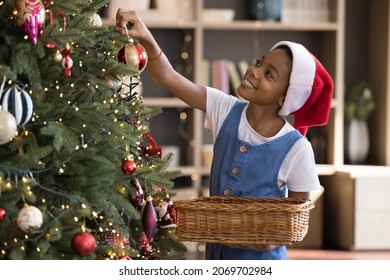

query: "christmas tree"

left=0, top=0, right=186, bottom=259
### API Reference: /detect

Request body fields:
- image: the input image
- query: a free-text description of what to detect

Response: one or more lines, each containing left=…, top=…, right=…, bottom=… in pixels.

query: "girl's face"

left=237, top=48, right=291, bottom=110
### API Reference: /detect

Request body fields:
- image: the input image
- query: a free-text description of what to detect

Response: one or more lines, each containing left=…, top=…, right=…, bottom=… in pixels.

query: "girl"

left=115, top=9, right=333, bottom=260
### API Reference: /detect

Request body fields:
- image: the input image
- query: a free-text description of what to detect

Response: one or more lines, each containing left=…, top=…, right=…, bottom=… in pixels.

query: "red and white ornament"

left=61, top=43, right=74, bottom=77
left=117, top=42, right=148, bottom=73
left=157, top=196, right=177, bottom=229
left=71, top=231, right=96, bottom=256
left=15, top=0, right=46, bottom=44
left=16, top=204, right=43, bottom=232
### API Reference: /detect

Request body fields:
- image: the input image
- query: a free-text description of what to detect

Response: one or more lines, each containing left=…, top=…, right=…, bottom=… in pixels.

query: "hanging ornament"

left=157, top=195, right=177, bottom=229
left=52, top=50, right=62, bottom=62
left=141, top=131, right=162, bottom=158
left=89, top=13, right=103, bottom=27
left=15, top=0, right=46, bottom=44
left=142, top=196, right=157, bottom=243
left=130, top=178, right=144, bottom=211
left=0, top=85, right=34, bottom=126
left=71, top=231, right=96, bottom=256
left=0, top=110, right=17, bottom=145
left=16, top=204, right=43, bottom=232
left=121, top=156, right=137, bottom=175
left=117, top=38, right=148, bottom=73
left=46, top=42, right=75, bottom=77
left=61, top=43, right=74, bottom=77
left=0, top=208, right=6, bottom=221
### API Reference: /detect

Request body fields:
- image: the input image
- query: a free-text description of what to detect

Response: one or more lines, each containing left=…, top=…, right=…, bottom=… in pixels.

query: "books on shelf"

left=202, top=59, right=248, bottom=100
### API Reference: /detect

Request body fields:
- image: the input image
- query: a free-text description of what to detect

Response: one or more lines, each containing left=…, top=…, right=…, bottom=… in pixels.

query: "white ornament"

left=17, top=205, right=43, bottom=232
left=89, top=13, right=103, bottom=27
left=0, top=110, right=17, bottom=144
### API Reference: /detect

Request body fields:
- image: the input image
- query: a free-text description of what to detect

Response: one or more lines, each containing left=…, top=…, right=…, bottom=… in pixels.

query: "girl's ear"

left=278, top=97, right=285, bottom=108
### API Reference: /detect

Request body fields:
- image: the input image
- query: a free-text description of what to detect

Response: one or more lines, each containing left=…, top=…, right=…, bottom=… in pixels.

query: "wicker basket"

left=173, top=196, right=314, bottom=245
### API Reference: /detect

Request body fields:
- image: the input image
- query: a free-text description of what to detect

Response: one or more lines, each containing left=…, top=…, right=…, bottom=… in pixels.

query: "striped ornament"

left=0, top=86, right=34, bottom=126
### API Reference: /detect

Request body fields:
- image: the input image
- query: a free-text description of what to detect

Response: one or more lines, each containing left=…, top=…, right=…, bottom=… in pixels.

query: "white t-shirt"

left=205, top=87, right=320, bottom=193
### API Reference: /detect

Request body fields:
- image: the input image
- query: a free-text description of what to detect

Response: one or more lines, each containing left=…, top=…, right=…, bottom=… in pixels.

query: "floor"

left=287, top=248, right=390, bottom=260
left=185, top=247, right=390, bottom=260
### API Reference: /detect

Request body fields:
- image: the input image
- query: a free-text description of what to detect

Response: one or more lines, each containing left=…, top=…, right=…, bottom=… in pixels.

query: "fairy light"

left=191, top=174, right=198, bottom=181
left=81, top=204, right=87, bottom=209
left=74, top=217, right=79, bottom=222
left=189, top=139, right=196, bottom=147
left=180, top=112, right=187, bottom=120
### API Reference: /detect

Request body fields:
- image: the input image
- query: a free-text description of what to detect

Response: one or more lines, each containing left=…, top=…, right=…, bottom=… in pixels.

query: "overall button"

left=223, top=189, right=230, bottom=196
left=239, top=145, right=247, bottom=152
left=232, top=167, right=239, bottom=174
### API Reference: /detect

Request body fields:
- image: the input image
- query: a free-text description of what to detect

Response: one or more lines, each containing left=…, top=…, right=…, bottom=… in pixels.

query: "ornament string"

left=123, top=23, right=134, bottom=44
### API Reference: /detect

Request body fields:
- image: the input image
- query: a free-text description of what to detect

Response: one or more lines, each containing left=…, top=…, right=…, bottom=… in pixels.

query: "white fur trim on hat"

left=271, top=41, right=316, bottom=116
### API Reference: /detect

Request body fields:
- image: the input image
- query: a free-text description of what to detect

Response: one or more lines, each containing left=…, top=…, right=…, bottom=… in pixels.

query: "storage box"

left=174, top=196, right=314, bottom=245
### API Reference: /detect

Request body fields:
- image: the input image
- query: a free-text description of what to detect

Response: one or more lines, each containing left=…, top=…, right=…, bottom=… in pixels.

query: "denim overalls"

left=206, top=101, right=302, bottom=260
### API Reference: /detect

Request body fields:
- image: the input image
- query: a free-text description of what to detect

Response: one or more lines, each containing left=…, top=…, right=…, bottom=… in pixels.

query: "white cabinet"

left=322, top=166, right=390, bottom=250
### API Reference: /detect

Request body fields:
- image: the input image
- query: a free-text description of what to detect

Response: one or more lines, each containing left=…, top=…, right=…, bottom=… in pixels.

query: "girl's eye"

left=265, top=71, right=273, bottom=80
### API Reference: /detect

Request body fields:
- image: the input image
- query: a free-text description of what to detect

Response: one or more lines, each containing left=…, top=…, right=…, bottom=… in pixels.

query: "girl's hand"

left=114, top=9, right=161, bottom=60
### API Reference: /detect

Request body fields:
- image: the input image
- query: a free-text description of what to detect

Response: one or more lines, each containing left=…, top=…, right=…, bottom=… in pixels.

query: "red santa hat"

left=271, top=41, right=334, bottom=136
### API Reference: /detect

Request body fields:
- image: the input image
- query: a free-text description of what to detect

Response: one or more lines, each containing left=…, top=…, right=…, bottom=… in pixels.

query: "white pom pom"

left=17, top=205, right=43, bottom=232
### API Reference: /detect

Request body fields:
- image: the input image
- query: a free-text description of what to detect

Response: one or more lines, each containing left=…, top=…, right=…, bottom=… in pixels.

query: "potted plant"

left=345, top=81, right=375, bottom=164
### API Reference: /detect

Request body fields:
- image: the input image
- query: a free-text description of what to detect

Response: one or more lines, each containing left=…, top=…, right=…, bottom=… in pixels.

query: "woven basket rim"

left=173, top=196, right=315, bottom=213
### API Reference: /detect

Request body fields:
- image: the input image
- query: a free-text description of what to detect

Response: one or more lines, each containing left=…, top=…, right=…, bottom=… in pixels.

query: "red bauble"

left=121, top=159, right=137, bottom=175
left=71, top=232, right=96, bottom=256
left=0, top=208, right=5, bottom=221
left=117, top=42, right=148, bottom=72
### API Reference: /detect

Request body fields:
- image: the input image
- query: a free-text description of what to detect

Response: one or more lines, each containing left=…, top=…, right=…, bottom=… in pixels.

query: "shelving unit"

left=104, top=0, right=345, bottom=198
